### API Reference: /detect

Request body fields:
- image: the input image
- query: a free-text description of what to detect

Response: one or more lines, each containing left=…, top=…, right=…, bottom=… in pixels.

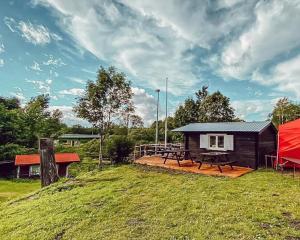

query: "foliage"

left=0, top=95, right=66, bottom=160
left=174, top=86, right=237, bottom=126
left=66, top=124, right=98, bottom=135
left=67, top=159, right=99, bottom=177
left=74, top=66, right=134, bottom=167
left=0, top=167, right=300, bottom=239
left=128, top=128, right=155, bottom=144
left=23, top=95, right=66, bottom=146
left=106, top=136, right=134, bottom=163
left=0, top=144, right=35, bottom=161
left=269, top=97, right=300, bottom=127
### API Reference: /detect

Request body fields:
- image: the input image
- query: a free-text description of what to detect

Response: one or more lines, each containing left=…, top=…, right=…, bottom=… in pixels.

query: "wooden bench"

left=196, top=159, right=238, bottom=173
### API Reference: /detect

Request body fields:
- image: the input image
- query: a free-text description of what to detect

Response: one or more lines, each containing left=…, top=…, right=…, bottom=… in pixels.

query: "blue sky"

left=0, top=0, right=300, bottom=126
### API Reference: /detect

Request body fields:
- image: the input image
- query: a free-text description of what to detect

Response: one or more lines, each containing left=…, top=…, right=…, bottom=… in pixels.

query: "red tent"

left=278, top=118, right=300, bottom=169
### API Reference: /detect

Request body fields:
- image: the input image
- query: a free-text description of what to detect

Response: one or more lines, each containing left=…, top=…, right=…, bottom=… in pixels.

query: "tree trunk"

left=98, top=134, right=103, bottom=170
left=39, top=138, right=59, bottom=187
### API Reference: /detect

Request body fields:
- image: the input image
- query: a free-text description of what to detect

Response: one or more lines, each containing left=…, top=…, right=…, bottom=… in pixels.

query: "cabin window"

left=208, top=135, right=225, bottom=150
left=200, top=134, right=234, bottom=151
left=29, top=165, right=40, bottom=176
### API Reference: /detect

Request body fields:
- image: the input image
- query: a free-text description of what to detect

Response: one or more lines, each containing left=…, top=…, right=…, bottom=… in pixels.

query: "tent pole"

left=276, top=133, right=279, bottom=170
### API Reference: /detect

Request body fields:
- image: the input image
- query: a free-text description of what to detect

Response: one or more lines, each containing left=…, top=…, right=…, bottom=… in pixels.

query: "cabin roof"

left=15, top=153, right=80, bottom=166
left=58, top=134, right=100, bottom=139
left=172, top=121, right=272, bottom=133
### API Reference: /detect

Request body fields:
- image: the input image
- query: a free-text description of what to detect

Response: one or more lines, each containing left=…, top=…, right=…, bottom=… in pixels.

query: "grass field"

left=0, top=165, right=300, bottom=239
left=0, top=179, right=40, bottom=203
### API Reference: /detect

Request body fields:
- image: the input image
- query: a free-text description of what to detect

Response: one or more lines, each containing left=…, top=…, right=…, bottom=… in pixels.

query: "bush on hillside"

left=106, top=136, right=134, bottom=163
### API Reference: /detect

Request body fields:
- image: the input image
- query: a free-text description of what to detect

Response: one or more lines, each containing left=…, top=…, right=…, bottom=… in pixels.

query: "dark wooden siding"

left=18, top=163, right=70, bottom=178
left=258, top=125, right=277, bottom=167
left=19, top=166, right=30, bottom=178
left=185, top=131, right=258, bottom=169
left=57, top=164, right=68, bottom=177
left=0, top=162, right=15, bottom=178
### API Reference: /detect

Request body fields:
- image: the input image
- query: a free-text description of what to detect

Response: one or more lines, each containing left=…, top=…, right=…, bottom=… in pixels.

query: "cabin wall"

left=18, top=166, right=30, bottom=178
left=17, top=163, right=70, bottom=178
left=57, top=163, right=69, bottom=177
left=0, top=162, right=15, bottom=178
left=185, top=132, right=258, bottom=169
left=258, top=125, right=277, bottom=167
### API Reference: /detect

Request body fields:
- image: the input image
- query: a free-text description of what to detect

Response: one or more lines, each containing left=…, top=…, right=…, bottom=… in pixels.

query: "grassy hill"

left=0, top=165, right=300, bottom=239
left=0, top=179, right=39, bottom=203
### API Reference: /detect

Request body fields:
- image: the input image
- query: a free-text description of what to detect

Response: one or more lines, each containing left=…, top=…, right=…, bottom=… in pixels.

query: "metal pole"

left=155, top=89, right=160, bottom=153
left=165, top=77, right=168, bottom=148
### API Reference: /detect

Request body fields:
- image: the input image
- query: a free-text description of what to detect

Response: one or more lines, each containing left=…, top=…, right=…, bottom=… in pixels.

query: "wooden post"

left=39, top=138, right=59, bottom=187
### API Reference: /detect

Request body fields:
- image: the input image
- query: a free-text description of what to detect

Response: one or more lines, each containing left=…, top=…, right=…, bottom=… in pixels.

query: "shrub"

left=106, top=136, right=134, bottom=163
left=0, top=144, right=35, bottom=161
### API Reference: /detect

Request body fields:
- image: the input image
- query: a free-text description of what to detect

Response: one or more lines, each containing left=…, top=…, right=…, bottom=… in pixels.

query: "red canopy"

left=278, top=118, right=300, bottom=168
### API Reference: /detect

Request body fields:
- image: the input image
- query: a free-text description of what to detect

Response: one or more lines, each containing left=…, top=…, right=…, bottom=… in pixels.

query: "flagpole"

left=165, top=77, right=168, bottom=148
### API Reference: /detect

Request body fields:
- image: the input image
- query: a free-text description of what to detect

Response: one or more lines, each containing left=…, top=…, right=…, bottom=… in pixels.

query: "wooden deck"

left=135, top=156, right=254, bottom=178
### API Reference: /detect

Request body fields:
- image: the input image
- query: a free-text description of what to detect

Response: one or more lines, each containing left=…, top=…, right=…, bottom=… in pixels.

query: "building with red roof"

left=15, top=153, right=80, bottom=178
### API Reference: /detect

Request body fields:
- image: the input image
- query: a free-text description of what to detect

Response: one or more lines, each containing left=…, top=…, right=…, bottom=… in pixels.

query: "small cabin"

left=173, top=121, right=277, bottom=169
left=15, top=153, right=80, bottom=178
left=58, top=134, right=100, bottom=146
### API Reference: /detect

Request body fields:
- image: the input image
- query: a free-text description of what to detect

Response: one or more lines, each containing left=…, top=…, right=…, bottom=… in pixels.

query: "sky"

left=0, top=0, right=300, bottom=126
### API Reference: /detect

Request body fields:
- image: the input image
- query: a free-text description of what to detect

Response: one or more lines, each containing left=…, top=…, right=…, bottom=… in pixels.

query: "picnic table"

left=197, top=152, right=237, bottom=173
left=162, top=149, right=193, bottom=166
left=280, top=157, right=300, bottom=177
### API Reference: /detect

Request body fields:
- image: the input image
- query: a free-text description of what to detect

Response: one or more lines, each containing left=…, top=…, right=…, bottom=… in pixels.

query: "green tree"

left=0, top=101, right=24, bottom=145
left=200, top=91, right=235, bottom=122
left=174, top=86, right=236, bottom=126
left=23, top=95, right=65, bottom=147
left=174, top=98, right=198, bottom=127
left=74, top=66, right=133, bottom=168
left=269, top=97, right=300, bottom=127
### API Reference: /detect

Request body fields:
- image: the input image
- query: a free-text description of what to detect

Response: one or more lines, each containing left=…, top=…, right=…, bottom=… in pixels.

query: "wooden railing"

left=133, top=143, right=183, bottom=160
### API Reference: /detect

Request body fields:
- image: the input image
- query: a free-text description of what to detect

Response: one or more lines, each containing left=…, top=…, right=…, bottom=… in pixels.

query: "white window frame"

left=207, top=134, right=226, bottom=151
left=29, top=165, right=40, bottom=176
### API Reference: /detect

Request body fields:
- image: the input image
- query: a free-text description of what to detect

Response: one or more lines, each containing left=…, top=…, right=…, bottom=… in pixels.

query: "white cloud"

left=26, top=79, right=52, bottom=94
left=33, top=0, right=212, bottom=95
left=0, top=43, right=4, bottom=54
left=3, top=17, right=62, bottom=45
left=252, top=54, right=300, bottom=99
left=10, top=87, right=26, bottom=102
left=232, top=99, right=279, bottom=120
left=219, top=0, right=300, bottom=80
left=59, top=88, right=84, bottom=96
left=43, top=55, right=66, bottom=66
left=0, top=59, right=4, bottom=67
left=49, top=105, right=90, bottom=126
left=132, top=87, right=164, bottom=125
left=68, top=77, right=86, bottom=84
left=29, top=61, right=42, bottom=71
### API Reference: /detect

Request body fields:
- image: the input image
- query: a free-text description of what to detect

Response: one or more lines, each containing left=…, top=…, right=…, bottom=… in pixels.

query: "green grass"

left=0, top=179, right=40, bottom=203
left=0, top=165, right=300, bottom=239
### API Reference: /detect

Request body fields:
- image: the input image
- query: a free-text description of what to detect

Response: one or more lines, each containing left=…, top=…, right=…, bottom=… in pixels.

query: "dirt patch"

left=283, top=212, right=293, bottom=218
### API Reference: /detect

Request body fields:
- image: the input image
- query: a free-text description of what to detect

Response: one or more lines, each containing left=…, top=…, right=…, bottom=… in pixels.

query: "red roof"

left=15, top=153, right=80, bottom=166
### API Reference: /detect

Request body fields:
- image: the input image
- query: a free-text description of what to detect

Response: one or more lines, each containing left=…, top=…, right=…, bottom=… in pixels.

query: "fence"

left=133, top=143, right=183, bottom=160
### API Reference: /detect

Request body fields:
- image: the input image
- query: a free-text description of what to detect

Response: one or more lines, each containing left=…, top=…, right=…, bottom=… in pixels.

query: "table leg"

left=164, top=153, right=169, bottom=164
left=176, top=153, right=181, bottom=167
left=188, top=152, right=193, bottom=163
left=218, top=165, right=223, bottom=173
left=294, top=163, right=295, bottom=178
left=198, top=155, right=205, bottom=169
left=198, top=162, right=203, bottom=169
